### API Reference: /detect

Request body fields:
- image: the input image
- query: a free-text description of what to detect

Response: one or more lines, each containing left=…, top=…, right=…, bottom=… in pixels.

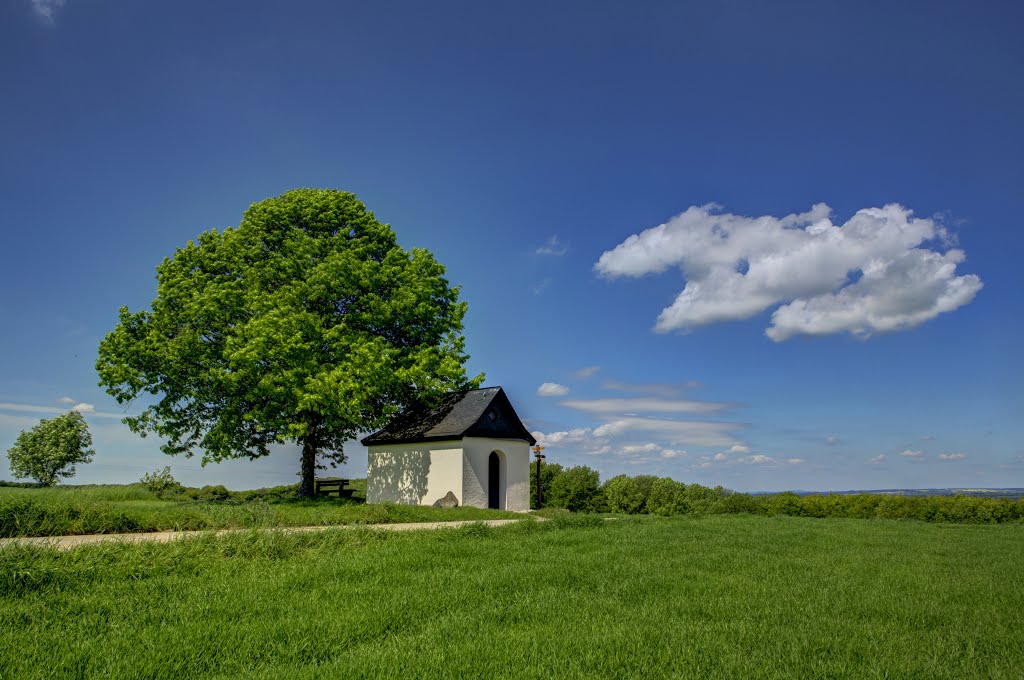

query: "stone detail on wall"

left=432, top=491, right=459, bottom=508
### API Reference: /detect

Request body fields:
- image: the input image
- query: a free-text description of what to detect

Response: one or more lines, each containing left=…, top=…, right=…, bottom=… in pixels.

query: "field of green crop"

left=2, top=514, right=1021, bottom=678
left=0, top=482, right=517, bottom=537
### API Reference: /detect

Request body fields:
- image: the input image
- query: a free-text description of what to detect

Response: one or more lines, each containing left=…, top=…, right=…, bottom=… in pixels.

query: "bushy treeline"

left=138, top=467, right=301, bottom=503
left=531, top=464, right=1024, bottom=524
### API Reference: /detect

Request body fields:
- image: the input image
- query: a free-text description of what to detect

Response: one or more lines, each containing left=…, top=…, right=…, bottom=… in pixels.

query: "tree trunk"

left=298, top=419, right=319, bottom=498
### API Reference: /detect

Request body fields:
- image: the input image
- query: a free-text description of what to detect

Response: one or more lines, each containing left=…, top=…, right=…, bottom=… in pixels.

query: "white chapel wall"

left=462, top=437, right=531, bottom=511
left=366, top=441, right=464, bottom=506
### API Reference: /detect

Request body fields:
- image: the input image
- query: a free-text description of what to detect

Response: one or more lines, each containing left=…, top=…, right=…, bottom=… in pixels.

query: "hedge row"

left=531, top=465, right=1024, bottom=524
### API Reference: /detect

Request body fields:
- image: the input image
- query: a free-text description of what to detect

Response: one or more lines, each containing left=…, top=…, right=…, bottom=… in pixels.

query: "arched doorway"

left=488, top=451, right=504, bottom=509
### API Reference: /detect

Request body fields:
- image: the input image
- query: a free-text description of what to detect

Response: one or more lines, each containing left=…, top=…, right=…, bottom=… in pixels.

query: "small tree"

left=529, top=461, right=563, bottom=509
left=546, top=465, right=605, bottom=513
left=6, top=411, right=94, bottom=486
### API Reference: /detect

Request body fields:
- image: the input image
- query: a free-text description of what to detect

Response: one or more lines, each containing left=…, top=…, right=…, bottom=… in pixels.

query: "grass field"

left=1, top=514, right=1021, bottom=678
left=0, top=482, right=518, bottom=537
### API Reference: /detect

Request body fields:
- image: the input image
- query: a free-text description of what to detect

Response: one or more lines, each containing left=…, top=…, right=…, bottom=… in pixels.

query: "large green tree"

left=97, top=189, right=481, bottom=496
left=7, top=410, right=94, bottom=486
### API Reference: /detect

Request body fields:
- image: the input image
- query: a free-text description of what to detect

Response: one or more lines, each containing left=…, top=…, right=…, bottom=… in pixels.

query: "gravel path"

left=0, top=518, right=532, bottom=551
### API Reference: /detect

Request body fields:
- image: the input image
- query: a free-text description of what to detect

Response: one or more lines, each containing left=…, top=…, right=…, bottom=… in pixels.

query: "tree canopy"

left=7, top=410, right=94, bottom=486
left=97, top=189, right=481, bottom=496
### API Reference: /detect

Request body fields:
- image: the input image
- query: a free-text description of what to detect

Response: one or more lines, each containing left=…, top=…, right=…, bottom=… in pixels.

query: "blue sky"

left=1, top=0, right=1021, bottom=491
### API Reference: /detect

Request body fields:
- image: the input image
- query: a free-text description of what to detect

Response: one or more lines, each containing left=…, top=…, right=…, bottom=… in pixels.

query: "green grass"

left=1, top=514, right=1021, bottom=678
left=0, top=482, right=519, bottom=537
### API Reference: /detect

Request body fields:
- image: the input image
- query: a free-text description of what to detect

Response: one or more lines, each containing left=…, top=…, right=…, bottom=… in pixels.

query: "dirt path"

left=0, top=518, right=532, bottom=551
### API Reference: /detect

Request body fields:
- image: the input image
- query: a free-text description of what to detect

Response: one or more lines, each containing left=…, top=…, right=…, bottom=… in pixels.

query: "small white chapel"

left=361, top=387, right=535, bottom=511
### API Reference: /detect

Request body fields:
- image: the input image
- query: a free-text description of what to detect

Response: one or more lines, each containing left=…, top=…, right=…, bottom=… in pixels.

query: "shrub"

left=546, top=466, right=605, bottom=513
left=646, top=477, right=689, bottom=516
left=139, top=466, right=182, bottom=496
left=603, top=475, right=645, bottom=514
left=184, top=485, right=232, bottom=502
left=530, top=462, right=564, bottom=509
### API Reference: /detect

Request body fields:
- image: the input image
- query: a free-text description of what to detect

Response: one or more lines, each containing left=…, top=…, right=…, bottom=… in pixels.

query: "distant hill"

left=787, top=488, right=1024, bottom=500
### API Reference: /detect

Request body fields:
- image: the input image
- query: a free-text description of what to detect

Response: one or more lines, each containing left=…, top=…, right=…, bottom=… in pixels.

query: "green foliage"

left=96, top=189, right=481, bottom=495
left=545, top=465, right=605, bottom=512
left=5, top=411, right=94, bottom=486
left=0, top=483, right=517, bottom=538
left=139, top=466, right=182, bottom=496
left=604, top=474, right=647, bottom=513
left=530, top=468, right=1024, bottom=525
left=183, top=485, right=232, bottom=503
left=529, top=461, right=563, bottom=509
left=646, top=477, right=688, bottom=516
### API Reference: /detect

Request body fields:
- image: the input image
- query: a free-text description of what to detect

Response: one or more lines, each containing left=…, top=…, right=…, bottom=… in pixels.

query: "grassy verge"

left=0, top=482, right=519, bottom=537
left=1, top=514, right=1021, bottom=678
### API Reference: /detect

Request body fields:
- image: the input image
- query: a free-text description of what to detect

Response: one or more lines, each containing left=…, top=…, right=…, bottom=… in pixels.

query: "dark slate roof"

left=360, top=387, right=537, bottom=446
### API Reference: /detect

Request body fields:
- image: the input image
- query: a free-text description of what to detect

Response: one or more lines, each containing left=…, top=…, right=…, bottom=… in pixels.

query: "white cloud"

left=738, top=454, right=775, bottom=464
left=57, top=396, right=76, bottom=404
left=900, top=449, right=926, bottom=458
left=596, top=203, right=982, bottom=340
left=531, top=278, right=552, bottom=295
left=591, top=417, right=739, bottom=447
left=729, top=443, right=750, bottom=454
left=600, top=379, right=692, bottom=398
left=537, top=382, right=570, bottom=397
left=867, top=454, right=887, bottom=465
left=785, top=458, right=806, bottom=465
left=562, top=397, right=730, bottom=415
left=713, top=452, right=728, bottom=462
left=574, top=366, right=601, bottom=379
left=621, top=443, right=661, bottom=455
left=530, top=428, right=590, bottom=446
left=938, top=453, right=967, bottom=460
left=31, top=0, right=65, bottom=22
left=536, top=235, right=568, bottom=256
left=660, top=448, right=686, bottom=459
left=825, top=436, right=840, bottom=446
left=0, top=402, right=124, bottom=419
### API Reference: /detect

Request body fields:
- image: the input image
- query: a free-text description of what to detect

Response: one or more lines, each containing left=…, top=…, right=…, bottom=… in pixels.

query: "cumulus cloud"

left=729, top=444, right=750, bottom=454
left=867, top=454, right=887, bottom=465
left=71, top=402, right=95, bottom=414
left=31, top=0, right=65, bottom=22
left=574, top=366, right=601, bottom=379
left=530, top=428, right=590, bottom=445
left=938, top=453, right=967, bottom=460
left=536, top=235, right=568, bottom=256
left=595, top=203, right=982, bottom=340
left=57, top=396, right=76, bottom=404
left=591, top=417, right=739, bottom=447
left=900, top=449, right=926, bottom=458
left=537, top=382, right=570, bottom=397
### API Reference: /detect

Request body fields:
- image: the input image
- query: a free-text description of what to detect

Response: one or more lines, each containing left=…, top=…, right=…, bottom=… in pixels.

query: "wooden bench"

left=314, top=478, right=355, bottom=498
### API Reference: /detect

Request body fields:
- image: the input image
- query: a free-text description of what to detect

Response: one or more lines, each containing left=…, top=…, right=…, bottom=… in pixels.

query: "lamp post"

left=532, top=444, right=546, bottom=509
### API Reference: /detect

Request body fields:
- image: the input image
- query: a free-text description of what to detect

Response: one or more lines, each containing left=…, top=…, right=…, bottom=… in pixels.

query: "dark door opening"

left=488, top=451, right=500, bottom=509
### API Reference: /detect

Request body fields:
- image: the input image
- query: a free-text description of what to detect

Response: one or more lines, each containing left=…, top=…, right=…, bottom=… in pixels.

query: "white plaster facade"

left=366, top=437, right=530, bottom=511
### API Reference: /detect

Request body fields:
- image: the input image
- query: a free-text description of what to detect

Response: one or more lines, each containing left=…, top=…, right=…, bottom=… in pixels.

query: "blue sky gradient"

left=2, top=0, right=1021, bottom=490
